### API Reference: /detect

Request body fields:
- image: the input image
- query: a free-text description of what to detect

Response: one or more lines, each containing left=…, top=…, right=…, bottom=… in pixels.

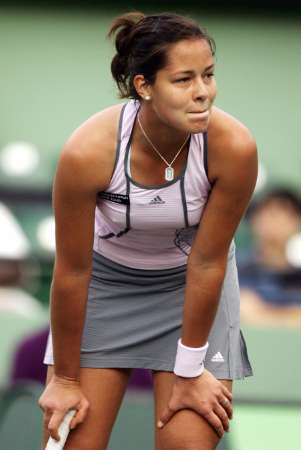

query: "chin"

left=189, top=121, right=209, bottom=134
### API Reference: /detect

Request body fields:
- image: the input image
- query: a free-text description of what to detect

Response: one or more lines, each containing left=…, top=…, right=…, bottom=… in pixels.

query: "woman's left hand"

left=157, top=369, right=233, bottom=437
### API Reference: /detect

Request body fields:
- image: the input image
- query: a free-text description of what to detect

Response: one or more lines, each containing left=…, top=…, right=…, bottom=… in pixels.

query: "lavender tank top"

left=93, top=100, right=211, bottom=269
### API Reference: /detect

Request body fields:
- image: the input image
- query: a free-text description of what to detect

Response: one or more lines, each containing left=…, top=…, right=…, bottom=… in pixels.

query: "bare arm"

left=50, top=149, right=101, bottom=380
left=50, top=106, right=121, bottom=380
left=159, top=113, right=258, bottom=435
left=182, top=121, right=258, bottom=347
left=39, top=105, right=121, bottom=439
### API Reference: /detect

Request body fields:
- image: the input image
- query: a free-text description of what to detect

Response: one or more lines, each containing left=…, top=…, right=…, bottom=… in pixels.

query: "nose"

left=193, top=76, right=208, bottom=102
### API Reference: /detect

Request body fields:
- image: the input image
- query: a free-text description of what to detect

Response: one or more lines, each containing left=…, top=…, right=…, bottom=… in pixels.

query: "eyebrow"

left=172, top=64, right=215, bottom=76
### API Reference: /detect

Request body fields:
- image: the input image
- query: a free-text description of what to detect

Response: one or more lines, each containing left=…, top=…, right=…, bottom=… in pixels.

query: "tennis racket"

left=45, top=409, right=76, bottom=450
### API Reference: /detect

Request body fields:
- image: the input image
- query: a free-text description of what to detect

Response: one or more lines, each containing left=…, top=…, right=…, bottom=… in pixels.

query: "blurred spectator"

left=10, top=326, right=49, bottom=385
left=238, top=186, right=301, bottom=326
left=0, top=202, right=43, bottom=317
left=0, top=203, right=49, bottom=385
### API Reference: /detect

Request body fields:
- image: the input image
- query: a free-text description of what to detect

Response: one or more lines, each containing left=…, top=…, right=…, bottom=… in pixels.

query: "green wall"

left=1, top=8, right=301, bottom=189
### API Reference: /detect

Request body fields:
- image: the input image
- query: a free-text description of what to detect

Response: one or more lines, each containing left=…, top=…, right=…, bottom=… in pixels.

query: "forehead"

left=163, top=38, right=214, bottom=72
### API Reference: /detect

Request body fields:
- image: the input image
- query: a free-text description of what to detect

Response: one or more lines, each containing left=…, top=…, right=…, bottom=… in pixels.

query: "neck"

left=137, top=105, right=189, bottom=159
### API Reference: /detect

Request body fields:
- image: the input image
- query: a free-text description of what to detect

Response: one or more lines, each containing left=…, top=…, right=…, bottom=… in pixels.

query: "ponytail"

left=108, top=12, right=145, bottom=98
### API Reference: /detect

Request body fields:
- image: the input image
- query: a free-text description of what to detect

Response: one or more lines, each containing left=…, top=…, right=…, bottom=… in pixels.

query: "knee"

left=64, top=440, right=107, bottom=450
left=157, top=439, right=217, bottom=450
left=64, top=432, right=108, bottom=450
left=155, top=408, right=221, bottom=450
left=156, top=430, right=219, bottom=450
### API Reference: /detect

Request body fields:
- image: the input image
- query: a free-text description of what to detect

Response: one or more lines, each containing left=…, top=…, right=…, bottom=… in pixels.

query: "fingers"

left=203, top=411, right=225, bottom=438
left=70, top=400, right=89, bottom=430
left=222, top=384, right=233, bottom=402
left=218, top=395, right=233, bottom=419
left=47, top=410, right=67, bottom=441
left=214, top=403, right=230, bottom=432
left=157, top=404, right=177, bottom=429
left=42, top=409, right=52, bottom=437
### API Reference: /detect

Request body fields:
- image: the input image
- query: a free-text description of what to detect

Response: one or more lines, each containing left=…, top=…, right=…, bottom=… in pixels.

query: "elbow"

left=187, top=254, right=227, bottom=283
left=51, top=270, right=91, bottom=296
left=53, top=264, right=92, bottom=283
left=188, top=250, right=228, bottom=272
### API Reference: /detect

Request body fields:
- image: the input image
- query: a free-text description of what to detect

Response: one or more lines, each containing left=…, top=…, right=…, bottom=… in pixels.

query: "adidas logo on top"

left=211, top=352, right=225, bottom=362
left=149, top=195, right=165, bottom=205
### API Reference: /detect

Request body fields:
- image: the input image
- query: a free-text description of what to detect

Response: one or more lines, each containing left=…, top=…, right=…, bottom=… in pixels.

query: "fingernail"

left=157, top=421, right=163, bottom=428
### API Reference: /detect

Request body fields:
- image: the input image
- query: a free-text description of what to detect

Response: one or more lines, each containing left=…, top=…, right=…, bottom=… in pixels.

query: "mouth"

left=188, top=110, right=210, bottom=120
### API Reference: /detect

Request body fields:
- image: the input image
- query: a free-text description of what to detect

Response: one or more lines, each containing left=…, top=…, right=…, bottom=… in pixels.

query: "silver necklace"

left=137, top=114, right=190, bottom=181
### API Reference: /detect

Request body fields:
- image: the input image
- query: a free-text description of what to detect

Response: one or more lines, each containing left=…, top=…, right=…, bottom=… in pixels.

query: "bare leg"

left=40, top=365, right=132, bottom=450
left=153, top=371, right=232, bottom=450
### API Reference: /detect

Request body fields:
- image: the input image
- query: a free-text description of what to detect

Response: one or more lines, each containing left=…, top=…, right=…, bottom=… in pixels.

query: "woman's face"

left=148, top=38, right=217, bottom=134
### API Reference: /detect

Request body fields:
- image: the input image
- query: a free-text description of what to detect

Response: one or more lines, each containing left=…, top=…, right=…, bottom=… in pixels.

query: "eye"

left=204, top=73, right=215, bottom=79
left=174, top=77, right=191, bottom=83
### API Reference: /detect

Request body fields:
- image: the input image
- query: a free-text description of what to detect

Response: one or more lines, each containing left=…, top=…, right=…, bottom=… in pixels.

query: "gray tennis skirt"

left=44, top=246, right=253, bottom=380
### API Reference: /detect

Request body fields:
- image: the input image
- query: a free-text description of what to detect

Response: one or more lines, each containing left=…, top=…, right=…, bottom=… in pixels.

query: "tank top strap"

left=110, top=100, right=140, bottom=191
left=185, top=131, right=211, bottom=191
left=107, top=100, right=139, bottom=191
left=120, top=100, right=140, bottom=141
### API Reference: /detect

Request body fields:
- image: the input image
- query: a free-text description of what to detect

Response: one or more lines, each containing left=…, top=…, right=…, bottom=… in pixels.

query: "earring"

left=144, top=95, right=151, bottom=101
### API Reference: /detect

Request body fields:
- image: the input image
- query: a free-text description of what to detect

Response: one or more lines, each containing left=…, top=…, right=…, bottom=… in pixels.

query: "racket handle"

left=45, top=409, right=76, bottom=450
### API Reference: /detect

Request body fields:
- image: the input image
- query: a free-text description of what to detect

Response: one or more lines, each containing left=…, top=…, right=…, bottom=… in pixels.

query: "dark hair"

left=246, top=186, right=301, bottom=221
left=108, top=12, right=216, bottom=99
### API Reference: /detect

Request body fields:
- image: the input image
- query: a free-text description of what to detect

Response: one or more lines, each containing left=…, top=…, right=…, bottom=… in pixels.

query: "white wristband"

left=174, top=339, right=209, bottom=378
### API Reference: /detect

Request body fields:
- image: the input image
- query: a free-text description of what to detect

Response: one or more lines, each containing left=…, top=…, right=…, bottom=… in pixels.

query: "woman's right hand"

left=38, top=374, right=90, bottom=441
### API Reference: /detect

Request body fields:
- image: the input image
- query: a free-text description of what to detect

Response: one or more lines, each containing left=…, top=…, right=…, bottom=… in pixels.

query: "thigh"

left=41, top=365, right=131, bottom=450
left=153, top=371, right=232, bottom=450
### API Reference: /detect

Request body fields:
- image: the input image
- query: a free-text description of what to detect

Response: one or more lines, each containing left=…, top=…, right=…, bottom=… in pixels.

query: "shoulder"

left=56, top=103, right=126, bottom=192
left=206, top=106, right=258, bottom=183
left=208, top=106, right=257, bottom=158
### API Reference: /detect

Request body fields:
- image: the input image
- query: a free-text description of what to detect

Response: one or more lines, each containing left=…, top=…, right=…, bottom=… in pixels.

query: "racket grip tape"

left=45, top=409, right=76, bottom=450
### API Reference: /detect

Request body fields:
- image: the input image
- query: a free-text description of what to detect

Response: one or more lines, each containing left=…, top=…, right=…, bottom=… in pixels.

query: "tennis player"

left=39, top=12, right=257, bottom=450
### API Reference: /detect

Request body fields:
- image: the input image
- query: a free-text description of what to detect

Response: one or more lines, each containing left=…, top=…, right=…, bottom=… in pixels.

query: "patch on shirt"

left=98, top=192, right=130, bottom=205
left=174, top=225, right=198, bottom=255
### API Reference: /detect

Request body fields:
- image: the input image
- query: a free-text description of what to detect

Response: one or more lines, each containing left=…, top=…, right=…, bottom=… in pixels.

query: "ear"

left=133, top=74, right=152, bottom=101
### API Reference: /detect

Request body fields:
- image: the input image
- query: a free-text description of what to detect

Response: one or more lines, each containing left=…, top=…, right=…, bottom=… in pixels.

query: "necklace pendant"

left=165, top=166, right=174, bottom=181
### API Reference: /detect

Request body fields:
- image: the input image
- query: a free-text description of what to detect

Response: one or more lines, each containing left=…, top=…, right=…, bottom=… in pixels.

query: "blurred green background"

left=1, top=7, right=301, bottom=187
left=0, top=3, right=300, bottom=449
